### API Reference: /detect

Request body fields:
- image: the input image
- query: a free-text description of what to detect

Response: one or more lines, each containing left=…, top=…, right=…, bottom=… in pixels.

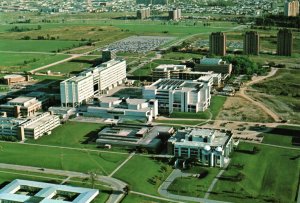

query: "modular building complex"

left=168, top=128, right=233, bottom=168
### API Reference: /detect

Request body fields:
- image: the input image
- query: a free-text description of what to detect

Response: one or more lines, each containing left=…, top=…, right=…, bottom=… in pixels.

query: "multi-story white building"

left=168, top=128, right=233, bottom=168
left=0, top=112, right=60, bottom=140
left=143, top=79, right=211, bottom=114
left=60, top=59, right=126, bottom=107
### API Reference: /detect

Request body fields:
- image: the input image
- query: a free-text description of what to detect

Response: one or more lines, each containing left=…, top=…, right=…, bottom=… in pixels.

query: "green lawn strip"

left=0, top=142, right=128, bottom=175
left=167, top=168, right=220, bottom=198
left=261, top=125, right=300, bottom=147
left=0, top=169, right=65, bottom=186
left=44, top=55, right=99, bottom=74
left=162, top=52, right=200, bottom=60
left=170, top=96, right=227, bottom=119
left=26, top=121, right=103, bottom=148
left=209, top=142, right=300, bottom=203
left=0, top=40, right=84, bottom=52
left=113, top=156, right=173, bottom=196
left=122, top=193, right=171, bottom=203
left=0, top=53, right=68, bottom=72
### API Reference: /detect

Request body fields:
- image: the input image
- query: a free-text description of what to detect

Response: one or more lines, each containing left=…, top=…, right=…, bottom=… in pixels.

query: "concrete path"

left=130, top=191, right=183, bottom=203
left=158, top=169, right=230, bottom=203
left=109, top=152, right=135, bottom=177
left=0, top=163, right=127, bottom=203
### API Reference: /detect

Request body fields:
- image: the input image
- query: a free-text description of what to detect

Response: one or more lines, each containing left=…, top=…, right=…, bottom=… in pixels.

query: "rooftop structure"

left=0, top=96, right=42, bottom=118
left=0, top=112, right=60, bottom=140
left=84, top=97, right=158, bottom=122
left=0, top=179, right=99, bottom=203
left=143, top=79, right=211, bottom=114
left=97, top=124, right=174, bottom=152
left=168, top=128, right=233, bottom=167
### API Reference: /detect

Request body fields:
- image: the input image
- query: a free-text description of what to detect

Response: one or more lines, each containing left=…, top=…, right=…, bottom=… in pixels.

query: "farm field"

left=209, top=142, right=300, bottom=203
left=42, top=55, right=100, bottom=74
left=0, top=142, right=128, bottom=175
left=0, top=53, right=68, bottom=72
left=0, top=40, right=84, bottom=52
left=113, top=156, right=173, bottom=196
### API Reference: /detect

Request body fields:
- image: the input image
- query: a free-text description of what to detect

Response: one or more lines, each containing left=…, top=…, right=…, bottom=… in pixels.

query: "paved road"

left=0, top=163, right=127, bottom=203
left=237, top=68, right=281, bottom=122
left=130, top=191, right=184, bottom=203
left=158, top=169, right=230, bottom=203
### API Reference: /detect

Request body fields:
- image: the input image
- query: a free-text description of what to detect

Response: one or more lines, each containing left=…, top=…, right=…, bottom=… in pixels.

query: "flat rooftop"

left=8, top=96, right=35, bottom=105
left=0, top=179, right=99, bottom=203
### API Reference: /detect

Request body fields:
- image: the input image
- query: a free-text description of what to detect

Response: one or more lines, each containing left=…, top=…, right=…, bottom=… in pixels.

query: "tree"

left=88, top=171, right=98, bottom=189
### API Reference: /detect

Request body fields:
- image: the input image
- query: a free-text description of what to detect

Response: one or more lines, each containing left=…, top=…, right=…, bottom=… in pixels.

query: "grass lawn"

left=168, top=168, right=220, bottom=198
left=43, top=56, right=99, bottom=74
left=170, top=96, right=227, bottom=120
left=162, top=52, right=200, bottom=60
left=26, top=121, right=105, bottom=149
left=261, top=125, right=300, bottom=147
left=0, top=53, right=68, bottom=72
left=113, top=156, right=173, bottom=196
left=209, top=142, right=300, bottom=203
left=0, top=40, right=84, bottom=52
left=121, top=193, right=170, bottom=203
left=0, top=142, right=128, bottom=175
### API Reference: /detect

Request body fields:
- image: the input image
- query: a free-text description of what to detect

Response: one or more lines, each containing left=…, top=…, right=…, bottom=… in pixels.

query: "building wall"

left=277, top=29, right=293, bottom=56
left=244, top=31, right=260, bottom=55
left=209, top=32, right=226, bottom=56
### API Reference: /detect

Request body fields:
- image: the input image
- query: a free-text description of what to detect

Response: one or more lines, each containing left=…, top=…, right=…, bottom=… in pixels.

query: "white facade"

left=143, top=79, right=211, bottom=114
left=168, top=128, right=233, bottom=168
left=22, top=112, right=60, bottom=139
left=60, top=59, right=126, bottom=107
left=84, top=97, right=158, bottom=122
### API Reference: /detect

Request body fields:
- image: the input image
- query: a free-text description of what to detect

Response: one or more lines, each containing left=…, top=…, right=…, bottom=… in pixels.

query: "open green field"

left=0, top=142, right=128, bottom=175
left=170, top=96, right=227, bottom=119
left=209, top=142, right=300, bottom=203
left=162, top=52, right=200, bottom=60
left=261, top=125, right=300, bottom=147
left=154, top=119, right=205, bottom=126
left=168, top=168, right=219, bottom=198
left=0, top=53, right=68, bottom=72
left=251, top=68, right=300, bottom=123
left=26, top=121, right=104, bottom=149
left=113, top=156, right=173, bottom=196
left=43, top=55, right=99, bottom=74
left=0, top=40, right=84, bottom=52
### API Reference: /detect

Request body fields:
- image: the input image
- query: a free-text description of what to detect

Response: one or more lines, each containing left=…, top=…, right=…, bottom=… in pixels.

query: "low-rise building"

left=1, top=74, right=30, bottom=85
left=0, top=179, right=99, bottom=203
left=194, top=58, right=232, bottom=76
left=0, top=96, right=42, bottom=118
left=96, top=124, right=174, bottom=152
left=152, top=64, right=188, bottom=81
left=60, top=59, right=126, bottom=107
left=168, top=128, right=233, bottom=168
left=143, top=79, right=211, bottom=114
left=0, top=112, right=60, bottom=140
left=84, top=97, right=158, bottom=122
